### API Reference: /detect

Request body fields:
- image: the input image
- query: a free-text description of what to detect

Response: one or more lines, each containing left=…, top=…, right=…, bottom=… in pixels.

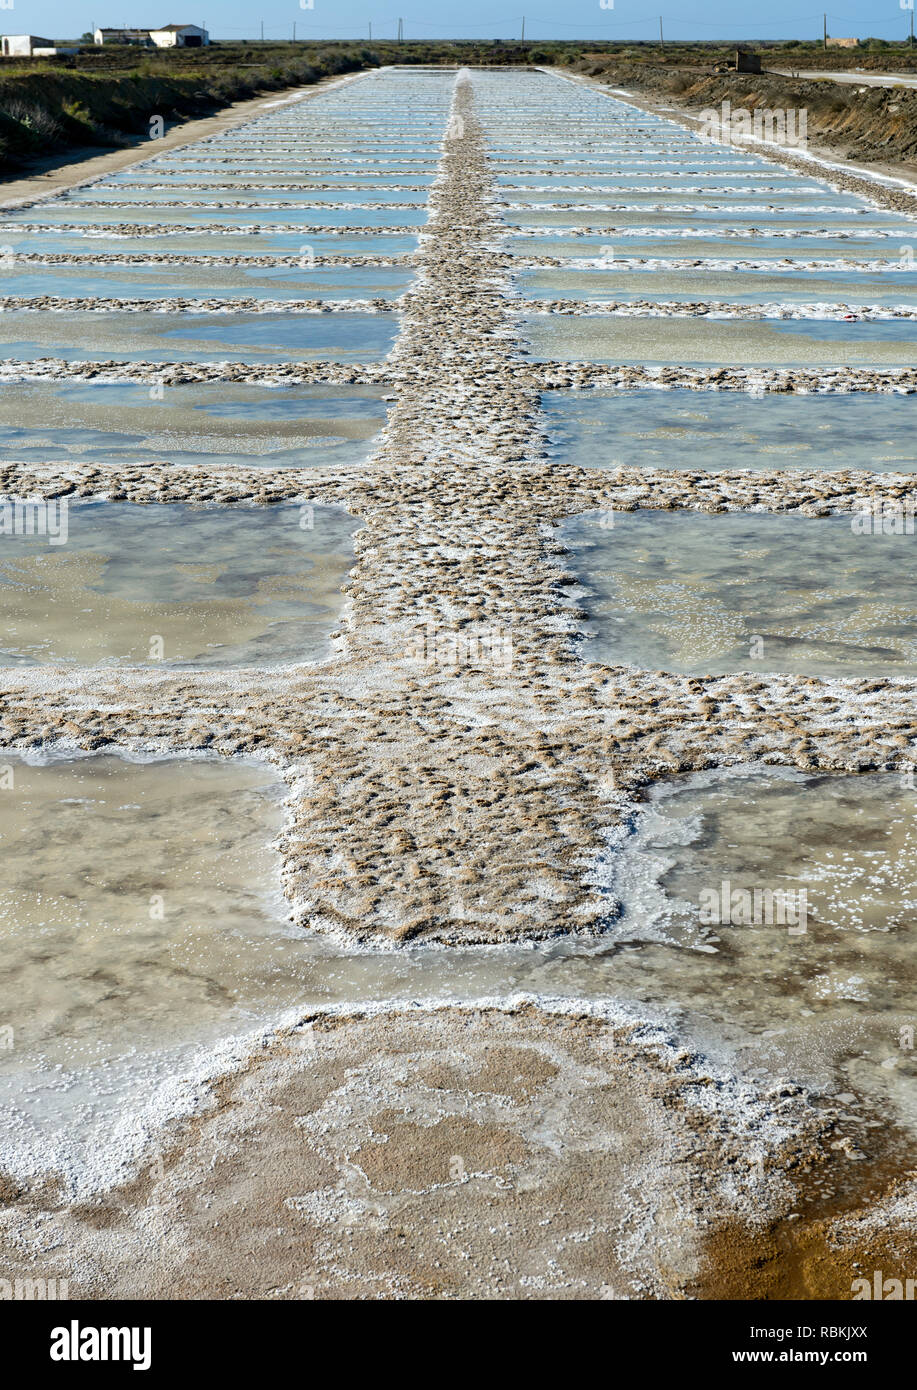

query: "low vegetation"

left=0, top=44, right=376, bottom=171
left=569, top=53, right=917, bottom=167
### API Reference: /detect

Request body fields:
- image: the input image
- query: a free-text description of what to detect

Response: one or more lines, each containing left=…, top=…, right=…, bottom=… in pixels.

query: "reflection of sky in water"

left=68, top=189, right=429, bottom=206
left=0, top=267, right=412, bottom=302
left=509, top=209, right=900, bottom=227
left=599, top=766, right=917, bottom=1125
left=0, top=233, right=418, bottom=256
left=524, top=313, right=917, bottom=366
left=0, top=380, right=388, bottom=468
left=518, top=267, right=917, bottom=307
left=542, top=388, right=917, bottom=473
left=0, top=501, right=358, bottom=667
left=559, top=508, right=917, bottom=677
left=0, top=311, right=398, bottom=363
left=3, top=207, right=428, bottom=227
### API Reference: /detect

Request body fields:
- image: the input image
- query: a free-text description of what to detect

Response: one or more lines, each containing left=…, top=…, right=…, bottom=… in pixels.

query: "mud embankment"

left=0, top=49, right=376, bottom=173
left=572, top=57, right=917, bottom=169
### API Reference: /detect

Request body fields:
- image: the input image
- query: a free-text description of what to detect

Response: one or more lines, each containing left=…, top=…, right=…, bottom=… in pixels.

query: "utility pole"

left=369, top=21, right=372, bottom=40
left=823, top=13, right=827, bottom=49
left=911, top=8, right=914, bottom=47
left=521, top=16, right=525, bottom=41
left=292, top=21, right=296, bottom=41
left=659, top=15, right=664, bottom=51
left=397, top=17, right=403, bottom=41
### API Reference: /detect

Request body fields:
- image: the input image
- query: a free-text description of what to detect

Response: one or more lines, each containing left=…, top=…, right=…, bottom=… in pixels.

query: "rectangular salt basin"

left=155, top=153, right=440, bottom=165
left=600, top=765, right=917, bottom=1126
left=542, top=388, right=917, bottom=473
left=525, top=314, right=917, bottom=368
left=499, top=177, right=827, bottom=193
left=0, top=380, right=388, bottom=469
left=107, top=171, right=436, bottom=185
left=212, top=146, right=442, bottom=159
left=510, top=209, right=889, bottom=228
left=509, top=233, right=917, bottom=262
left=0, top=500, right=358, bottom=667
left=505, top=189, right=857, bottom=207
left=1, top=207, right=427, bottom=229
left=158, top=156, right=440, bottom=169
left=519, top=268, right=917, bottom=307
left=0, top=751, right=305, bottom=1180
left=559, top=508, right=917, bottom=677
left=0, top=232, right=418, bottom=257
left=0, top=754, right=287, bottom=1069
left=67, top=189, right=428, bottom=206
left=0, top=264, right=413, bottom=302
left=0, top=311, right=397, bottom=364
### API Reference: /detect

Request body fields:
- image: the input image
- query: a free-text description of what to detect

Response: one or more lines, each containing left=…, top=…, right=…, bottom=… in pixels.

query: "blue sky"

left=12, top=1, right=917, bottom=43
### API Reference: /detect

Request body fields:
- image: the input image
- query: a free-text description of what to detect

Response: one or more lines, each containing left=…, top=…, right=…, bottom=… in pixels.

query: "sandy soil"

left=0, top=1003, right=855, bottom=1299
left=773, top=71, right=917, bottom=90
left=2, top=1000, right=912, bottom=1299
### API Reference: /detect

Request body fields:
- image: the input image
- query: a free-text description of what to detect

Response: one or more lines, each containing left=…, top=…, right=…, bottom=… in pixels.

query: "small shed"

left=1, top=34, right=57, bottom=57
left=734, top=50, right=762, bottom=74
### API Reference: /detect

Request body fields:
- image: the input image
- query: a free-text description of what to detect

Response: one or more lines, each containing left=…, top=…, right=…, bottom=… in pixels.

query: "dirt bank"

left=0, top=48, right=376, bottom=179
left=0, top=71, right=370, bottom=210
left=571, top=57, right=917, bottom=175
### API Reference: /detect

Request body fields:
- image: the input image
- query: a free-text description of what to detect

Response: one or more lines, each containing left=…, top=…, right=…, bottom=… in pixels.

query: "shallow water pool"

left=559, top=507, right=917, bottom=677
left=0, top=500, right=358, bottom=667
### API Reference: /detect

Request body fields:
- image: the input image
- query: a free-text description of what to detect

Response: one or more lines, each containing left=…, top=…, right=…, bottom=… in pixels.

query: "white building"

left=149, top=23, right=209, bottom=47
left=1, top=34, right=58, bottom=56
left=93, top=28, right=153, bottom=45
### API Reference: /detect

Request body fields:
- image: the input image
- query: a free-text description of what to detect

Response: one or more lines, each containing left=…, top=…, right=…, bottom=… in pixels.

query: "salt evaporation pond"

left=559, top=508, right=917, bottom=677
left=524, top=313, right=917, bottom=368
left=542, top=388, right=917, bottom=473
left=0, top=264, right=412, bottom=302
left=4, top=64, right=916, bottom=1204
left=0, top=310, right=397, bottom=364
left=512, top=207, right=899, bottom=228
left=0, top=753, right=289, bottom=1184
left=0, top=381, right=388, bottom=469
left=595, top=766, right=917, bottom=1137
left=507, top=230, right=917, bottom=261
left=1, top=205, right=427, bottom=228
left=66, top=188, right=429, bottom=206
left=0, top=501, right=358, bottom=666
left=10, top=754, right=917, bottom=1191
left=0, top=230, right=418, bottom=255
left=520, top=266, right=917, bottom=308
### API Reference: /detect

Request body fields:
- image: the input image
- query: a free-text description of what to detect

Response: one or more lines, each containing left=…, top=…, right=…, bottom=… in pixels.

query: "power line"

left=209, top=11, right=917, bottom=40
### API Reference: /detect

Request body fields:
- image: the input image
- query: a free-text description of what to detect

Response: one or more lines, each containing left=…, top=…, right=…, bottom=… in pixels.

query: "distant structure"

left=826, top=36, right=861, bottom=48
left=733, top=49, right=762, bottom=73
left=93, top=27, right=154, bottom=46
left=0, top=34, right=78, bottom=56
left=713, top=49, right=762, bottom=75
left=1, top=25, right=211, bottom=55
left=149, top=23, right=210, bottom=47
